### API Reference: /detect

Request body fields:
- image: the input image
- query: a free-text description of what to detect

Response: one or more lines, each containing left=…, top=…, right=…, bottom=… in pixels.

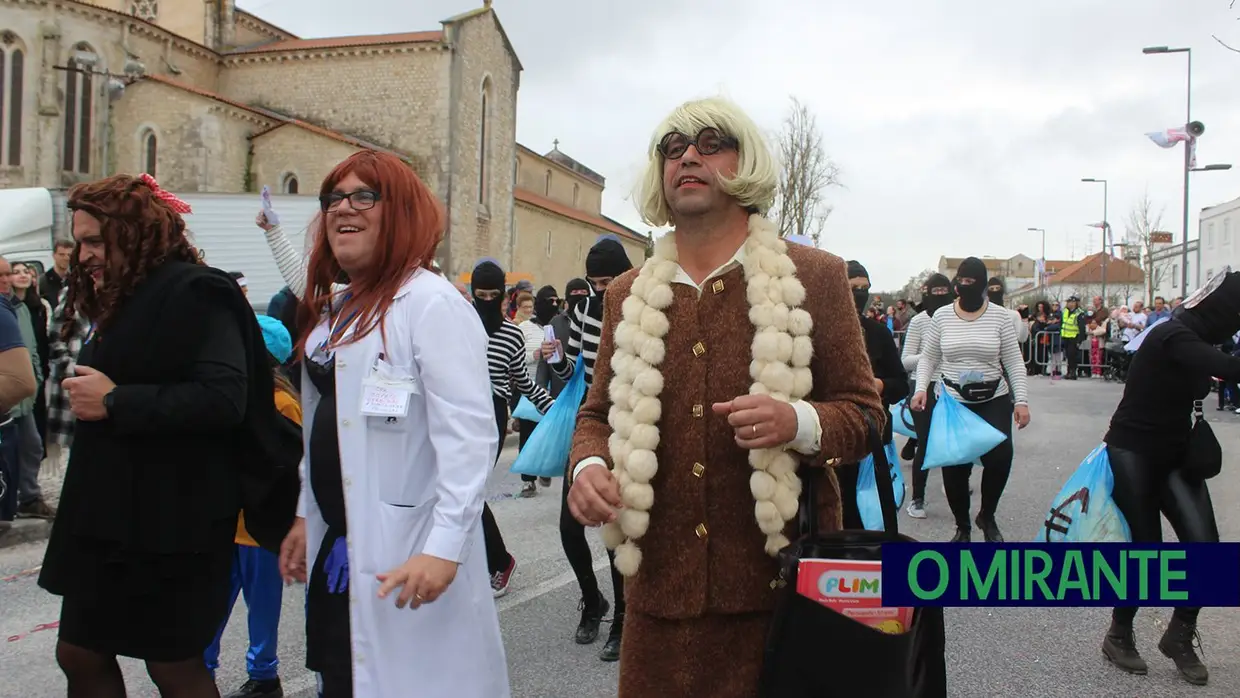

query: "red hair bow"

left=138, top=173, right=193, bottom=214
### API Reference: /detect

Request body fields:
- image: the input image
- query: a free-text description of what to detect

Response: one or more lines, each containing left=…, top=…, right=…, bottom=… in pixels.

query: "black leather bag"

left=760, top=410, right=948, bottom=698
left=1182, top=399, right=1223, bottom=481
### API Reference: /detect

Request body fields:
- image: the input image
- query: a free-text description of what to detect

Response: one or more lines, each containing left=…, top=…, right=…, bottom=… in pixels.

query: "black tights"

left=940, top=395, right=1013, bottom=530
left=1107, top=444, right=1219, bottom=627
left=560, top=472, right=625, bottom=617
left=910, top=383, right=938, bottom=502
left=518, top=418, right=538, bottom=484
left=482, top=395, right=513, bottom=575
left=57, top=640, right=220, bottom=698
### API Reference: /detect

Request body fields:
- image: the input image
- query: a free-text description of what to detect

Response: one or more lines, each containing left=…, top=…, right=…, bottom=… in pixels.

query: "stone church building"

left=0, top=0, right=648, bottom=285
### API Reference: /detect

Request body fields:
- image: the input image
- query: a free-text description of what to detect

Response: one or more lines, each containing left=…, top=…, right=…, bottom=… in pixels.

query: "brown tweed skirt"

left=619, top=610, right=772, bottom=698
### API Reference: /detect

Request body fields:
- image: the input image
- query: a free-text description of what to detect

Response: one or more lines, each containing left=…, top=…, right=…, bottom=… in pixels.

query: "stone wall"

left=250, top=125, right=360, bottom=196
left=441, top=11, right=519, bottom=280
left=516, top=147, right=603, bottom=216
left=513, top=202, right=646, bottom=291
left=109, top=79, right=258, bottom=191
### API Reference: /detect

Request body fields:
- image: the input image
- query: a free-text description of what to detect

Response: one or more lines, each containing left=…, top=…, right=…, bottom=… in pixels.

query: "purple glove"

left=323, top=536, right=349, bottom=594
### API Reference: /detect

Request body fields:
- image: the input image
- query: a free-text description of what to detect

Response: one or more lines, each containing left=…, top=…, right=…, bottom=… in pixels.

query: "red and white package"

left=795, top=558, right=914, bottom=635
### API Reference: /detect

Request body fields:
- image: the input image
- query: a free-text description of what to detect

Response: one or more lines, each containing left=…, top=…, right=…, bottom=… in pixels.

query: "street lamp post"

left=1081, top=178, right=1108, bottom=302
left=1027, top=227, right=1046, bottom=285
left=1143, top=45, right=1194, bottom=296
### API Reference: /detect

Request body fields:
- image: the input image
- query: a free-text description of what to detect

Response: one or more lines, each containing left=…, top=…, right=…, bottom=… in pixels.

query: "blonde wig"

left=635, top=97, right=779, bottom=227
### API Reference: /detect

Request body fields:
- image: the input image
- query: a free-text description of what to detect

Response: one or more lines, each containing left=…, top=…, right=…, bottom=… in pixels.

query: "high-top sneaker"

left=575, top=596, right=610, bottom=645
left=1158, top=615, right=1209, bottom=685
left=599, top=613, right=623, bottom=662
left=1101, top=620, right=1147, bottom=675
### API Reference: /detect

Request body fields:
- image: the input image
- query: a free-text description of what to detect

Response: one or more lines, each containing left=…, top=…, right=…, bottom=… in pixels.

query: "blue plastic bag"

left=856, top=441, right=904, bottom=531
left=1036, top=443, right=1133, bottom=543
left=512, top=395, right=543, bottom=423
left=510, top=355, right=587, bottom=478
left=921, top=386, right=1008, bottom=469
left=889, top=400, right=916, bottom=439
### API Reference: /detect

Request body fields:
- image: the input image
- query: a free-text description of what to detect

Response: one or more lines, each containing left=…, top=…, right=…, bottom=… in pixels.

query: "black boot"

left=949, top=527, right=971, bottom=543
left=1158, top=614, right=1209, bottom=685
left=900, top=439, right=917, bottom=461
left=975, top=514, right=1004, bottom=543
left=599, top=613, right=623, bottom=662
left=225, top=678, right=284, bottom=698
left=574, top=595, right=610, bottom=645
left=1101, top=620, right=1147, bottom=675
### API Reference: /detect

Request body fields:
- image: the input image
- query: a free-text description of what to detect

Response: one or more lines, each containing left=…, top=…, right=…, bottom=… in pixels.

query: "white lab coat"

left=297, top=269, right=510, bottom=697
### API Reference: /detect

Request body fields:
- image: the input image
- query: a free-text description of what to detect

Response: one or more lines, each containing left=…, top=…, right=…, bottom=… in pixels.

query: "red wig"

left=296, top=151, right=445, bottom=355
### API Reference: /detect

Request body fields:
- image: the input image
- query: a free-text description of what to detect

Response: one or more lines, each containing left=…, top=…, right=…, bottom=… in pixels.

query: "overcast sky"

left=237, top=0, right=1240, bottom=291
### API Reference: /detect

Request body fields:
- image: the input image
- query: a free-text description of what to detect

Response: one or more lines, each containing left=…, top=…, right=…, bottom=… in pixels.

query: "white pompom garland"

left=603, top=214, right=813, bottom=577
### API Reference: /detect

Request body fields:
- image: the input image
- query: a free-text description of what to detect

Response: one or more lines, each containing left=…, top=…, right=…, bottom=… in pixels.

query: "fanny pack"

left=942, top=377, right=1001, bottom=403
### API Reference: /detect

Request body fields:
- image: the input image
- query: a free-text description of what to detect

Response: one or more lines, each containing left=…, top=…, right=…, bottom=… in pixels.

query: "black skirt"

left=306, top=529, right=353, bottom=678
left=50, top=518, right=236, bottom=662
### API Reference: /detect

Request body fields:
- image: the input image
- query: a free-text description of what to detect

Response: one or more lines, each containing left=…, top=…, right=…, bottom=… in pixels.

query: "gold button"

left=692, top=404, right=703, bottom=418
left=712, top=279, right=725, bottom=294
left=692, top=462, right=705, bottom=477
left=695, top=523, right=708, bottom=539
left=692, top=341, right=706, bottom=357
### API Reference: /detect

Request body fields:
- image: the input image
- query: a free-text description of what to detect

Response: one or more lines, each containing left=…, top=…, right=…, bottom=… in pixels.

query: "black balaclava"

left=1179, top=271, right=1240, bottom=344
left=534, top=285, right=559, bottom=326
left=846, top=260, right=871, bottom=315
left=471, top=261, right=506, bottom=336
left=987, top=276, right=1005, bottom=307
left=955, top=257, right=988, bottom=312
left=585, top=238, right=633, bottom=300
left=922, top=273, right=955, bottom=317
left=564, top=277, right=590, bottom=317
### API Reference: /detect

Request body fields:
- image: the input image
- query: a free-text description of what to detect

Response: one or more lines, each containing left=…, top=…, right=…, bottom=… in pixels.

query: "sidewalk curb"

left=0, top=518, right=52, bottom=550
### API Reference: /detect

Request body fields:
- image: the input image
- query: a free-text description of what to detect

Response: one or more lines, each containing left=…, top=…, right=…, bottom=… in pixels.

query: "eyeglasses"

left=657, top=128, right=738, bottom=160
left=320, top=189, right=380, bottom=212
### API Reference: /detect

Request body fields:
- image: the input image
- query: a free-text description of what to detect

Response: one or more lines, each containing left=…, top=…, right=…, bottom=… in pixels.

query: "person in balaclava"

left=899, top=273, right=954, bottom=517
left=470, top=260, right=555, bottom=598
left=563, top=278, right=590, bottom=318
left=911, top=256, right=1031, bottom=543
left=1098, top=269, right=1240, bottom=687
left=837, top=261, right=908, bottom=529
left=513, top=285, right=563, bottom=497
left=540, top=236, right=633, bottom=662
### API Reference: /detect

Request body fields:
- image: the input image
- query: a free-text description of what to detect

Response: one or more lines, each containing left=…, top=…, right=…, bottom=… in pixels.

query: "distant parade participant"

left=899, top=272, right=954, bottom=518
left=1098, top=270, right=1240, bottom=687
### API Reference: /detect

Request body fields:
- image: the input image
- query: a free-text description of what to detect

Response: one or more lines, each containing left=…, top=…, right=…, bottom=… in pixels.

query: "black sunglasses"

left=320, top=189, right=380, bottom=212
left=657, top=128, right=738, bottom=160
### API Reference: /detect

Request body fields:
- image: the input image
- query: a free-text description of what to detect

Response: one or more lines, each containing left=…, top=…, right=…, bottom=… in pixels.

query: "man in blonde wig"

left=566, top=96, right=882, bottom=696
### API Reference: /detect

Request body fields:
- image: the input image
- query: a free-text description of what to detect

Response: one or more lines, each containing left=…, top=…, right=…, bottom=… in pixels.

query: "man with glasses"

left=563, top=97, right=881, bottom=697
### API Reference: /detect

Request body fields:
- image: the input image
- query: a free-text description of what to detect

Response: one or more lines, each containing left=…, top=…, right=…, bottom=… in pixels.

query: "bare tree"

left=1214, top=0, right=1240, bottom=53
left=897, top=269, right=936, bottom=305
left=772, top=97, right=842, bottom=243
left=1123, top=191, right=1168, bottom=304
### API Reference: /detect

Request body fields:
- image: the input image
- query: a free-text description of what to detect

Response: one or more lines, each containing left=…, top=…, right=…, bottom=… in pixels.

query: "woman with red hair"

left=277, top=151, right=509, bottom=697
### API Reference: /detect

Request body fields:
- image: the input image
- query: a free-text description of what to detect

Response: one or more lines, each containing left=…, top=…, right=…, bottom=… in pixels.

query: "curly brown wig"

left=62, top=174, right=203, bottom=340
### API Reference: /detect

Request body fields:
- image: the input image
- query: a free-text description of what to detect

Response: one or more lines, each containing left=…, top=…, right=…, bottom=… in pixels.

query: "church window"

left=0, top=31, right=25, bottom=166
left=544, top=170, right=551, bottom=196
left=62, top=43, right=95, bottom=174
left=140, top=129, right=156, bottom=176
left=130, top=1, right=159, bottom=22
left=546, top=230, right=552, bottom=257
left=572, top=183, right=579, bottom=207
left=283, top=173, right=299, bottom=194
left=478, top=77, right=492, bottom=209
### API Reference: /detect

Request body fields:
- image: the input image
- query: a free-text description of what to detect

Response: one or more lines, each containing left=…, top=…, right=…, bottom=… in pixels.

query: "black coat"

left=859, top=314, right=909, bottom=443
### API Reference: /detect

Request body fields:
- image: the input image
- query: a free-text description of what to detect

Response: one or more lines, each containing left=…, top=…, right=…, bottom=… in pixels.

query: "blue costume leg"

left=237, top=544, right=284, bottom=681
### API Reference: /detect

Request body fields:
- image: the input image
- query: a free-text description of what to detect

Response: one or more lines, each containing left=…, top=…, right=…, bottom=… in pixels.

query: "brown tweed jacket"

left=570, top=243, right=883, bottom=619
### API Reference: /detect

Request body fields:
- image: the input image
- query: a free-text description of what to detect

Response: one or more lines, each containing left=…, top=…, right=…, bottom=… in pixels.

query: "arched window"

left=282, top=173, right=299, bottom=194
left=478, top=76, right=492, bottom=208
left=0, top=31, right=26, bottom=166
left=572, top=183, right=580, bottom=207
left=544, top=170, right=551, bottom=196
left=140, top=129, right=156, bottom=176
left=62, top=42, right=95, bottom=174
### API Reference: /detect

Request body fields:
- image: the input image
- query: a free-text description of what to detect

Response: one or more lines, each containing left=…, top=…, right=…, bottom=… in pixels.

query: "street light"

left=1081, top=178, right=1109, bottom=302
left=1142, top=45, right=1193, bottom=296
left=1191, top=163, right=1232, bottom=172
left=1027, top=227, right=1046, bottom=285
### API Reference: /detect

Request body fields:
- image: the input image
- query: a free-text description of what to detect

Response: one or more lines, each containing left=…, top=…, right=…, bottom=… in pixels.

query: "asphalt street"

left=2, top=376, right=1238, bottom=697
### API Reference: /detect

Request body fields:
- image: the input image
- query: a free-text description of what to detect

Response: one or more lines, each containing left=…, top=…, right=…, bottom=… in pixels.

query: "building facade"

left=0, top=0, right=646, bottom=283
left=1008, top=253, right=1146, bottom=308
left=937, top=254, right=1075, bottom=294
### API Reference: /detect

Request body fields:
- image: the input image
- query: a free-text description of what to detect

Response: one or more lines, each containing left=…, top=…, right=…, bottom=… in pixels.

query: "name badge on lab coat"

left=360, top=356, right=419, bottom=417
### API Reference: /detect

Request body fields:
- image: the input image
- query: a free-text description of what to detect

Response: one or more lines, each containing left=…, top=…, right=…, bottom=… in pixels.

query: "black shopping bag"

left=760, top=409, right=947, bottom=698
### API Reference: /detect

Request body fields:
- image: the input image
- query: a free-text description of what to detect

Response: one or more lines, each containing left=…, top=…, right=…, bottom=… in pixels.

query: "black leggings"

left=518, top=418, right=538, bottom=484
left=482, top=395, right=512, bottom=575
left=940, top=394, right=1013, bottom=530
left=1108, top=445, right=1219, bottom=626
left=560, top=469, right=626, bottom=617
left=910, top=383, right=938, bottom=502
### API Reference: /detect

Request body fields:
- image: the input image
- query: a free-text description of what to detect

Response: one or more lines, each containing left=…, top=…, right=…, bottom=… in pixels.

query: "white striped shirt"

left=488, top=321, right=554, bottom=412
left=552, top=296, right=603, bottom=386
left=915, top=303, right=1029, bottom=405
left=900, top=311, right=930, bottom=373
